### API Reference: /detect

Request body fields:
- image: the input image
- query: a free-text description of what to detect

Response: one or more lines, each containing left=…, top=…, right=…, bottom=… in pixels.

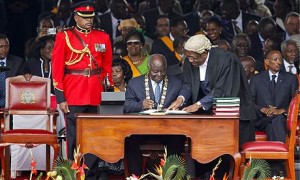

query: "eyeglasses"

left=126, top=41, right=140, bottom=46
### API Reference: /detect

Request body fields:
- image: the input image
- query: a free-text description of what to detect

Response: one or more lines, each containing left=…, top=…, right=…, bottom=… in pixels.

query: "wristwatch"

left=196, top=101, right=201, bottom=107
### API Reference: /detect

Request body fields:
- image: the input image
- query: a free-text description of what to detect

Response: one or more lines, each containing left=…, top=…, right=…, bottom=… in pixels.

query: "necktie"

left=270, top=74, right=276, bottom=98
left=155, top=83, right=161, bottom=104
left=0, top=61, right=6, bottom=108
left=288, top=65, right=293, bottom=73
left=232, top=20, right=242, bottom=34
left=116, top=20, right=121, bottom=37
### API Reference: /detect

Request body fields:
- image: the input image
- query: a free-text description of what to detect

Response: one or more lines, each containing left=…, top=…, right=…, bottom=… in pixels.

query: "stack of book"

left=213, top=97, right=240, bottom=116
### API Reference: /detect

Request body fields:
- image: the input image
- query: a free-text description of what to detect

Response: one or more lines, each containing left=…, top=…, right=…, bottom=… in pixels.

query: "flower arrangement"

left=242, top=157, right=271, bottom=180
left=126, top=147, right=190, bottom=180
left=29, top=145, right=88, bottom=180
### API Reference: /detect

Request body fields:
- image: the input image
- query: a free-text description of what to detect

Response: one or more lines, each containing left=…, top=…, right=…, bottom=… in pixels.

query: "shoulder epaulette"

left=63, top=26, right=75, bottom=31
left=92, top=27, right=106, bottom=33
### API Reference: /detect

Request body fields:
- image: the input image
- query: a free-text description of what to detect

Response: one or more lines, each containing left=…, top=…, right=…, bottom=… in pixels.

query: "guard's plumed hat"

left=72, top=1, right=95, bottom=18
left=184, top=34, right=212, bottom=54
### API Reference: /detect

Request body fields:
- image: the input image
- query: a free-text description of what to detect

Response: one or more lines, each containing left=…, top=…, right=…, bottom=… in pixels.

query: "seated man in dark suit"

left=124, top=54, right=191, bottom=176
left=250, top=50, right=298, bottom=142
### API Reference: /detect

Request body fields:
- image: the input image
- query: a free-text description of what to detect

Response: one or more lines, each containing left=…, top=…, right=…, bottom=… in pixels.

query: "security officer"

left=52, top=1, right=112, bottom=179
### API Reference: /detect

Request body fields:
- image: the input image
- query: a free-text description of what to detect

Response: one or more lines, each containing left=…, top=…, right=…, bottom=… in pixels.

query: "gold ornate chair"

left=0, top=74, right=60, bottom=179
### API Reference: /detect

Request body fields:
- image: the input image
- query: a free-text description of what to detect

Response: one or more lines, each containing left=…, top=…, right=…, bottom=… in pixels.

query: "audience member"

left=154, top=15, right=171, bottom=39
left=272, top=0, right=294, bottom=33
left=94, top=0, right=110, bottom=16
left=124, top=54, right=190, bottom=176
left=238, top=0, right=255, bottom=14
left=52, top=0, right=72, bottom=28
left=250, top=50, right=298, bottom=142
left=143, top=0, right=182, bottom=38
left=280, top=39, right=299, bottom=74
left=249, top=17, right=278, bottom=70
left=284, top=12, right=300, bottom=40
left=254, top=0, right=272, bottom=17
left=51, top=2, right=112, bottom=179
left=206, top=17, right=231, bottom=44
left=24, top=35, right=55, bottom=92
left=262, top=35, right=283, bottom=55
left=220, top=0, right=261, bottom=41
left=25, top=17, right=55, bottom=60
left=169, top=34, right=256, bottom=148
left=245, top=20, right=259, bottom=36
left=122, top=30, right=149, bottom=77
left=240, top=55, right=257, bottom=82
left=98, top=0, right=131, bottom=40
left=166, top=35, right=190, bottom=77
left=151, top=18, right=188, bottom=64
left=195, top=10, right=216, bottom=36
left=114, top=18, right=153, bottom=55
left=215, top=39, right=231, bottom=52
left=232, top=33, right=252, bottom=59
left=112, top=57, right=133, bottom=92
left=0, top=33, right=24, bottom=108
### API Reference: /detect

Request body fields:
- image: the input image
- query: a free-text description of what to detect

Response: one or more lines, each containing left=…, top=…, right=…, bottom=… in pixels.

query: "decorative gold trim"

left=64, top=31, right=91, bottom=65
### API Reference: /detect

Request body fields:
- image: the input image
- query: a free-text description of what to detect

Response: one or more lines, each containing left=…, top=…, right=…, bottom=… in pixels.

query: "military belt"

left=65, top=68, right=102, bottom=77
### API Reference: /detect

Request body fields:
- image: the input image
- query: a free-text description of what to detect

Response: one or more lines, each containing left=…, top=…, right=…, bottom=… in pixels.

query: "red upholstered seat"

left=242, top=141, right=288, bottom=152
left=239, top=91, right=300, bottom=180
left=0, top=75, right=60, bottom=179
left=255, top=131, right=267, bottom=141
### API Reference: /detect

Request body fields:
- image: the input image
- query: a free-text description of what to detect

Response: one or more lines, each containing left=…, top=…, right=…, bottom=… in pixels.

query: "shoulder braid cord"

left=64, top=31, right=91, bottom=65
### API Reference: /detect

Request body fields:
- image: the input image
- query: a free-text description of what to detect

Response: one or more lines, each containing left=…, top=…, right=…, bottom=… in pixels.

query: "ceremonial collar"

left=145, top=73, right=168, bottom=110
left=75, top=25, right=91, bottom=34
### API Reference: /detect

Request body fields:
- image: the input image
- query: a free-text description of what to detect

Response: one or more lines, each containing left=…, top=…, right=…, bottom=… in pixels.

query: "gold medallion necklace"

left=145, top=73, right=168, bottom=110
left=129, top=53, right=143, bottom=65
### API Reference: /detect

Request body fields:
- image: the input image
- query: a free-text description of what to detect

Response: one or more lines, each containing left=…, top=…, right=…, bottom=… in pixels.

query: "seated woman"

left=24, top=35, right=55, bottom=93
left=122, top=30, right=149, bottom=78
left=112, top=58, right=133, bottom=92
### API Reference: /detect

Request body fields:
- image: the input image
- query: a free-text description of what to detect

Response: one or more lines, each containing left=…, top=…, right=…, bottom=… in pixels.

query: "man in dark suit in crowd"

left=143, top=0, right=182, bottom=38
left=168, top=34, right=256, bottom=179
left=151, top=18, right=188, bottom=66
left=0, top=33, right=24, bottom=108
left=280, top=40, right=299, bottom=75
left=124, top=54, right=191, bottom=176
left=250, top=50, right=298, bottom=142
left=220, top=0, right=260, bottom=41
left=98, top=0, right=130, bottom=40
left=249, top=17, right=278, bottom=71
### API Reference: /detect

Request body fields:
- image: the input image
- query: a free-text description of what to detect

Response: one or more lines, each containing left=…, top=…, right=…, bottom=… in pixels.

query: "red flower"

left=160, top=158, right=165, bottom=166
left=31, top=159, right=37, bottom=175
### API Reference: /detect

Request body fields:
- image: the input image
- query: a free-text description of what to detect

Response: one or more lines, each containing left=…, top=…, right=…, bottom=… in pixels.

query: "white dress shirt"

left=283, top=59, right=297, bottom=74
left=199, top=52, right=210, bottom=81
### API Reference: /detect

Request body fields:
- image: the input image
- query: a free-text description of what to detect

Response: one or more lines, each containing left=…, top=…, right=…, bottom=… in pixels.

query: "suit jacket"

left=250, top=70, right=298, bottom=118
left=143, top=8, right=182, bottom=38
left=222, top=11, right=260, bottom=41
left=280, top=61, right=299, bottom=75
left=249, top=32, right=264, bottom=70
left=151, top=37, right=175, bottom=65
left=182, top=48, right=256, bottom=121
left=5, top=54, right=24, bottom=77
left=124, top=75, right=191, bottom=113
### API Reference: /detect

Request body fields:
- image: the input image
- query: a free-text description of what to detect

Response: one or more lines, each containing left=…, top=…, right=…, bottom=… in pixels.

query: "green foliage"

left=242, top=159, right=271, bottom=180
left=53, top=157, right=76, bottom=180
left=162, top=154, right=188, bottom=180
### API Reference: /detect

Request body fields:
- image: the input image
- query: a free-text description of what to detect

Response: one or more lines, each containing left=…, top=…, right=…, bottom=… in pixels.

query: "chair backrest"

left=286, top=90, right=300, bottom=149
left=5, top=74, right=50, bottom=111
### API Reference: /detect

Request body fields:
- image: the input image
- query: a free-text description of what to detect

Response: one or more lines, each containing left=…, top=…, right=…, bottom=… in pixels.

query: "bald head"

left=148, top=54, right=167, bottom=83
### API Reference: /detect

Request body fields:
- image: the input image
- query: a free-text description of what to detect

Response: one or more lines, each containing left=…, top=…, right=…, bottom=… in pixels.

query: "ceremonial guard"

left=52, top=2, right=112, bottom=178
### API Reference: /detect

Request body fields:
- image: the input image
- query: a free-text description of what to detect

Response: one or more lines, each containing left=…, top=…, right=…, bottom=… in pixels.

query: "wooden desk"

left=76, top=114, right=241, bottom=179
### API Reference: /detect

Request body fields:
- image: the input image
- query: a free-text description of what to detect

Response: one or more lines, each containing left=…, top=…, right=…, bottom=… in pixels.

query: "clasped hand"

left=261, top=105, right=285, bottom=116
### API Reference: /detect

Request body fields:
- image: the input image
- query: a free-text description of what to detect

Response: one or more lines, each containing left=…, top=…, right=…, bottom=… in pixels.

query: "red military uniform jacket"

left=52, top=27, right=112, bottom=106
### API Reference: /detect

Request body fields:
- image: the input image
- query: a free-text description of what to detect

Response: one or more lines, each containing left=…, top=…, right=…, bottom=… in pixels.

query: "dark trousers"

left=255, top=114, right=286, bottom=142
left=66, top=105, right=102, bottom=179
